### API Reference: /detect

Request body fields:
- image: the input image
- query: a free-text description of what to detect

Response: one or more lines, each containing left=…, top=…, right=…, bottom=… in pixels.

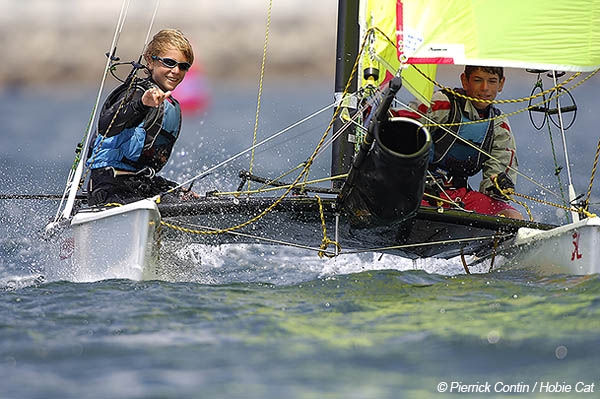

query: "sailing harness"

left=87, top=77, right=182, bottom=174
left=428, top=89, right=500, bottom=189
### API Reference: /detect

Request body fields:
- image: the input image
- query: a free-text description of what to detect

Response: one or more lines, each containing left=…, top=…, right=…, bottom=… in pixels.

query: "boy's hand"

left=486, top=172, right=515, bottom=199
left=142, top=87, right=171, bottom=107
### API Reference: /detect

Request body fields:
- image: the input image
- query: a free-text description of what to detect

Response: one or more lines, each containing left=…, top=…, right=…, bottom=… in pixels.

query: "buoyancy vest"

left=430, top=89, right=500, bottom=184
left=87, top=77, right=182, bottom=173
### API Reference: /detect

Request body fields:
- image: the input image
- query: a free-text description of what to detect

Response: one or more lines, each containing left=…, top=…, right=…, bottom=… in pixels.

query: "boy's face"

left=148, top=47, right=189, bottom=92
left=460, top=69, right=505, bottom=110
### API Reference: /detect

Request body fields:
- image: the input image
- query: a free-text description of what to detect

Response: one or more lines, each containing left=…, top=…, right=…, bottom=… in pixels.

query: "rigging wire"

left=242, top=163, right=307, bottom=195
left=164, top=101, right=338, bottom=193
left=228, top=94, right=370, bottom=197
left=341, top=233, right=513, bottom=255
left=216, top=175, right=347, bottom=196
left=159, top=218, right=511, bottom=259
left=143, top=0, right=161, bottom=51
left=209, top=99, right=373, bottom=198
left=53, top=0, right=132, bottom=224
left=0, top=194, right=87, bottom=201
left=543, top=105, right=570, bottom=222
left=235, top=93, right=372, bottom=194
left=312, top=92, right=374, bottom=161
left=160, top=221, right=337, bottom=256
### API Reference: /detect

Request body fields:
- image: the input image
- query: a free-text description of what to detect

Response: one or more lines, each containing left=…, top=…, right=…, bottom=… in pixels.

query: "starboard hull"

left=496, top=217, right=600, bottom=275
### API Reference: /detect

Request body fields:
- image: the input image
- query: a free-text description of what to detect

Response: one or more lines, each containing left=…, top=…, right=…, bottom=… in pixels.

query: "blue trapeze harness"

left=429, top=90, right=499, bottom=186
left=87, top=78, right=182, bottom=174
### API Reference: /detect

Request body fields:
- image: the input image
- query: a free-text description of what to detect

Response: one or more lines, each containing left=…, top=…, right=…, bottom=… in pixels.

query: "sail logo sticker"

left=571, top=231, right=582, bottom=261
left=401, top=28, right=424, bottom=56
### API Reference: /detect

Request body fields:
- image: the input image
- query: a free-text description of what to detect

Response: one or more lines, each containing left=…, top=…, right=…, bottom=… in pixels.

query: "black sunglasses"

left=151, top=55, right=191, bottom=71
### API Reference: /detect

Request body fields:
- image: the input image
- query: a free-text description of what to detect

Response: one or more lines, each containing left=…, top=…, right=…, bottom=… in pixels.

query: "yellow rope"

left=511, top=191, right=597, bottom=219
left=157, top=194, right=345, bottom=253
left=104, top=202, right=123, bottom=207
left=248, top=0, right=273, bottom=191
left=251, top=162, right=306, bottom=193
left=315, top=195, right=341, bottom=258
left=213, top=174, right=348, bottom=196
left=300, top=169, right=311, bottom=195
left=491, top=176, right=533, bottom=221
left=422, top=69, right=599, bottom=128
left=489, top=174, right=598, bottom=220
left=159, top=220, right=213, bottom=235
left=584, top=136, right=600, bottom=211
left=412, top=64, right=583, bottom=105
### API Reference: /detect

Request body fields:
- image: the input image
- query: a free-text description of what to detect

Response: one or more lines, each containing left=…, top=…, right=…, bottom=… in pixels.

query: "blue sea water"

left=1, top=73, right=600, bottom=398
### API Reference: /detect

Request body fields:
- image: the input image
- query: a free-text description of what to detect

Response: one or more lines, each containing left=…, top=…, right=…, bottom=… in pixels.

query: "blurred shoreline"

left=0, top=0, right=337, bottom=87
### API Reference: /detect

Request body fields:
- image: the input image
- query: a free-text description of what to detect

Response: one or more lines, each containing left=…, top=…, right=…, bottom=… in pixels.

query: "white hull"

left=496, top=217, right=600, bottom=275
left=50, top=199, right=161, bottom=282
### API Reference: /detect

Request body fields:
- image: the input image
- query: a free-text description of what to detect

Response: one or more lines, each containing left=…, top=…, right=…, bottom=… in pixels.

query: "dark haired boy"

left=394, top=65, right=522, bottom=219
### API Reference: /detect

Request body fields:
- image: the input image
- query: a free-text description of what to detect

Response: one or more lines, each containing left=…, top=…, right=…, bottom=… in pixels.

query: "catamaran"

left=42, top=0, right=600, bottom=281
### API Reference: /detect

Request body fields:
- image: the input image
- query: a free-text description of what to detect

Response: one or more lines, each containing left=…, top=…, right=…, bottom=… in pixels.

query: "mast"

left=331, top=0, right=359, bottom=189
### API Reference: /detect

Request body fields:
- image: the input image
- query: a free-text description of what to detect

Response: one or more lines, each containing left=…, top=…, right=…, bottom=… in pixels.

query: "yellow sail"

left=359, top=0, right=436, bottom=104
left=402, top=0, right=600, bottom=71
left=359, top=0, right=600, bottom=102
